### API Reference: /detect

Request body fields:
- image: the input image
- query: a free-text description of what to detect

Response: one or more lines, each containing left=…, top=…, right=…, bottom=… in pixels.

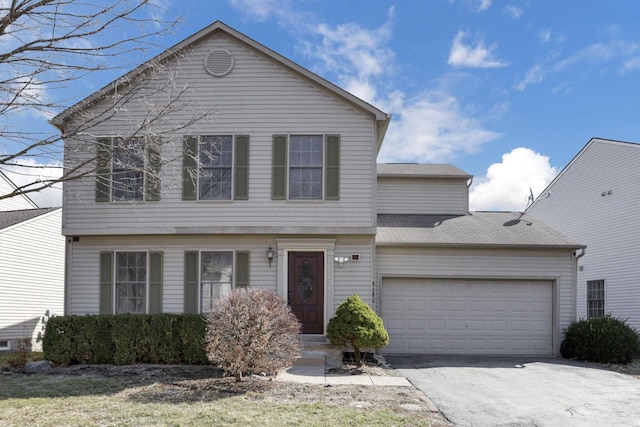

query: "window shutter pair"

left=99, top=251, right=163, bottom=314
left=95, top=138, right=162, bottom=202
left=271, top=135, right=340, bottom=200
left=183, top=251, right=250, bottom=313
left=182, top=135, right=249, bottom=200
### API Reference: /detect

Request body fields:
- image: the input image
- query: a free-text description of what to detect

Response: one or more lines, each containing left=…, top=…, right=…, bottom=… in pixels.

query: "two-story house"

left=52, top=21, right=582, bottom=356
left=528, top=138, right=640, bottom=331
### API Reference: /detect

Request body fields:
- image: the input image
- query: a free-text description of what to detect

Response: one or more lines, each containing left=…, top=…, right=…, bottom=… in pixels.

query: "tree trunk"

left=354, top=346, right=362, bottom=367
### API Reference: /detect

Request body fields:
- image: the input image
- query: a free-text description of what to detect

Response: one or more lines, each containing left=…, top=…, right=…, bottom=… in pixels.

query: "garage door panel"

left=381, top=278, right=553, bottom=355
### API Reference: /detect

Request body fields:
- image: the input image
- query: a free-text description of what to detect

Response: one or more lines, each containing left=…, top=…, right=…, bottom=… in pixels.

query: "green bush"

left=43, top=314, right=208, bottom=365
left=326, top=294, right=389, bottom=367
left=561, top=315, right=640, bottom=364
left=205, top=288, right=302, bottom=381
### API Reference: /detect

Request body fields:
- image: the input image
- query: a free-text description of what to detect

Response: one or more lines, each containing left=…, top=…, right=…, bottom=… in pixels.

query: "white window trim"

left=197, top=135, right=235, bottom=202
left=287, top=134, right=326, bottom=202
left=586, top=279, right=605, bottom=319
left=0, top=340, right=9, bottom=350
left=113, top=250, right=150, bottom=314
left=197, top=249, right=237, bottom=314
left=109, top=136, right=148, bottom=203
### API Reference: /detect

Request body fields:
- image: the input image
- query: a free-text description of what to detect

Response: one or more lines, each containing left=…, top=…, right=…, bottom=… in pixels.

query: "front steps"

left=300, top=335, right=343, bottom=372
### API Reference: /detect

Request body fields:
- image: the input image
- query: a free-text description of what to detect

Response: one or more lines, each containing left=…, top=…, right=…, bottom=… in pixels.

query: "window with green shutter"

left=95, top=137, right=162, bottom=202
left=149, top=252, right=163, bottom=313
left=271, top=134, right=340, bottom=201
left=182, top=135, right=249, bottom=201
left=184, top=251, right=199, bottom=313
left=99, top=252, right=114, bottom=314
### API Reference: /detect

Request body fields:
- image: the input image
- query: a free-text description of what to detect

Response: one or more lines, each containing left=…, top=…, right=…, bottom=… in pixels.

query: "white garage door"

left=381, top=278, right=553, bottom=355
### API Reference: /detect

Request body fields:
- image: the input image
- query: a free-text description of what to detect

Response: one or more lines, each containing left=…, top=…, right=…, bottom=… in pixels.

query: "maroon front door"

left=288, top=252, right=324, bottom=334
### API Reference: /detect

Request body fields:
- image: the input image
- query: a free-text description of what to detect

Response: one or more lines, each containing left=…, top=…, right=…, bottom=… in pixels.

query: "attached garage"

left=381, top=278, right=554, bottom=355
left=376, top=212, right=584, bottom=357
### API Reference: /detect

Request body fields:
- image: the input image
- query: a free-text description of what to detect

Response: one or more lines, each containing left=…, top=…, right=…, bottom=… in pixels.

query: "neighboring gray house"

left=528, top=137, right=640, bottom=330
left=52, top=21, right=582, bottom=356
left=0, top=172, right=64, bottom=352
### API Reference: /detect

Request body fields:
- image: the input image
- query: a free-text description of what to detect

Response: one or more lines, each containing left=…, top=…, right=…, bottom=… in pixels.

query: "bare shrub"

left=205, top=288, right=302, bottom=382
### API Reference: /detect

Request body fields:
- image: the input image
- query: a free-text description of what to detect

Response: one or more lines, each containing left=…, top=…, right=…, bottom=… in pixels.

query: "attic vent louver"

left=204, top=49, right=234, bottom=77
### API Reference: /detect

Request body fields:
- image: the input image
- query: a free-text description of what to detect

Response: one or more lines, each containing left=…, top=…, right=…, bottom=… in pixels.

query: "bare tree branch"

left=0, top=1, right=213, bottom=205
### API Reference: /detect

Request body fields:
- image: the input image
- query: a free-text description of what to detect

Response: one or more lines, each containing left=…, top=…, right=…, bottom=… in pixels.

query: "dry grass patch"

left=0, top=364, right=450, bottom=426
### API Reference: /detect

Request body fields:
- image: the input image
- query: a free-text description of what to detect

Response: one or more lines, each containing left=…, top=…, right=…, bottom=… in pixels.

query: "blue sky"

left=4, top=0, right=640, bottom=210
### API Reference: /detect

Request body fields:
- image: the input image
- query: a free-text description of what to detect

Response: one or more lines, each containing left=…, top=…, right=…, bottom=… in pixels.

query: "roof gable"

left=528, top=137, right=640, bottom=211
left=50, top=20, right=391, bottom=148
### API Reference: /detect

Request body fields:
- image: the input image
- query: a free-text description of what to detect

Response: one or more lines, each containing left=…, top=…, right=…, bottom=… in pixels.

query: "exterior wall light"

left=267, top=246, right=274, bottom=267
left=334, top=256, right=349, bottom=267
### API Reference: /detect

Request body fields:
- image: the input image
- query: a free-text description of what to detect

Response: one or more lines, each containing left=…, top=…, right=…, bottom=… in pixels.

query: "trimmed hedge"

left=561, top=315, right=640, bottom=364
left=43, top=314, right=208, bottom=365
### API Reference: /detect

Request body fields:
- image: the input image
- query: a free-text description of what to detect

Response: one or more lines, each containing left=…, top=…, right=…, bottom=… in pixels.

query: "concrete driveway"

left=387, top=355, right=640, bottom=427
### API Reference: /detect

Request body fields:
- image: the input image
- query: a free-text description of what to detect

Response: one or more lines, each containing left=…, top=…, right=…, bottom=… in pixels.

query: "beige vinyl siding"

left=528, top=139, right=640, bottom=329
left=62, top=34, right=377, bottom=236
left=0, top=209, right=64, bottom=351
left=377, top=177, right=469, bottom=215
left=67, top=234, right=373, bottom=316
left=376, top=246, right=575, bottom=355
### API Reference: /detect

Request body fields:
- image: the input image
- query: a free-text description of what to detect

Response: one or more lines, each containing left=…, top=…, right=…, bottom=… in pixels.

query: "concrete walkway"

left=275, top=356, right=412, bottom=386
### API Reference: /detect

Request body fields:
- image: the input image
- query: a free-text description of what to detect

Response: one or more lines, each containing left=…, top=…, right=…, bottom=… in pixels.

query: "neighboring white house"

left=0, top=171, right=38, bottom=211
left=52, top=21, right=582, bottom=356
left=0, top=205, right=65, bottom=352
left=528, top=137, right=640, bottom=330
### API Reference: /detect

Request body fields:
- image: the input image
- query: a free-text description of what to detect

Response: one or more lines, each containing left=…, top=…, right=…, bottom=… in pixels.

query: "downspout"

left=573, top=248, right=586, bottom=322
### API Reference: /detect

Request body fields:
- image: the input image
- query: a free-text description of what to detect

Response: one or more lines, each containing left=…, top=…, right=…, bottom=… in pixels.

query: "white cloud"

left=538, top=29, right=552, bottom=44
left=378, top=90, right=501, bottom=163
left=478, top=0, right=492, bottom=12
left=516, top=64, right=545, bottom=91
left=622, top=55, right=640, bottom=73
left=1, top=160, right=63, bottom=208
left=554, top=41, right=638, bottom=71
left=469, top=147, right=557, bottom=211
left=504, top=5, right=523, bottom=19
left=303, top=6, right=396, bottom=96
left=228, top=0, right=290, bottom=22
left=448, top=31, right=509, bottom=68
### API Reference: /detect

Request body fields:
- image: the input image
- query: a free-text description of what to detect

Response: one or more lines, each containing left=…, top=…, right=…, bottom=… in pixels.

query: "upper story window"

left=95, top=136, right=161, bottom=203
left=182, top=135, right=249, bottom=201
left=289, top=135, right=323, bottom=200
left=199, top=136, right=233, bottom=200
left=272, top=134, right=340, bottom=201
left=112, top=137, right=144, bottom=201
left=587, top=279, right=605, bottom=319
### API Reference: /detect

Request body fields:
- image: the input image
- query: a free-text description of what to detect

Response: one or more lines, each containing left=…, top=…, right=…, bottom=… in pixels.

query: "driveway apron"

left=387, top=355, right=640, bottom=427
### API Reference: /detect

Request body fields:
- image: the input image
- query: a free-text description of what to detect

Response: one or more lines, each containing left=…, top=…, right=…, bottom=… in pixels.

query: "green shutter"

left=235, top=251, right=250, bottom=288
left=272, top=135, right=287, bottom=200
left=184, top=251, right=198, bottom=313
left=149, top=252, right=163, bottom=313
left=234, top=135, right=249, bottom=200
left=96, top=138, right=111, bottom=202
left=99, top=252, right=114, bottom=314
left=182, top=136, right=198, bottom=201
left=146, top=140, right=161, bottom=201
left=325, top=135, right=340, bottom=200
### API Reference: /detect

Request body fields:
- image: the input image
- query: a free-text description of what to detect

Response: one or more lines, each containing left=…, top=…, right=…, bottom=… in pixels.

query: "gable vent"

left=204, top=49, right=234, bottom=77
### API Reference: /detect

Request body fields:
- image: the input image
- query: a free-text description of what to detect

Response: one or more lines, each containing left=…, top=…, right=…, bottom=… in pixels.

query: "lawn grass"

left=0, top=371, right=447, bottom=426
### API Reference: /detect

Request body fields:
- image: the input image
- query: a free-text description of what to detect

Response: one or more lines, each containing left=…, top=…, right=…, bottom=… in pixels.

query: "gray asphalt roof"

left=0, top=208, right=59, bottom=231
left=377, top=163, right=472, bottom=179
left=377, top=212, right=583, bottom=249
